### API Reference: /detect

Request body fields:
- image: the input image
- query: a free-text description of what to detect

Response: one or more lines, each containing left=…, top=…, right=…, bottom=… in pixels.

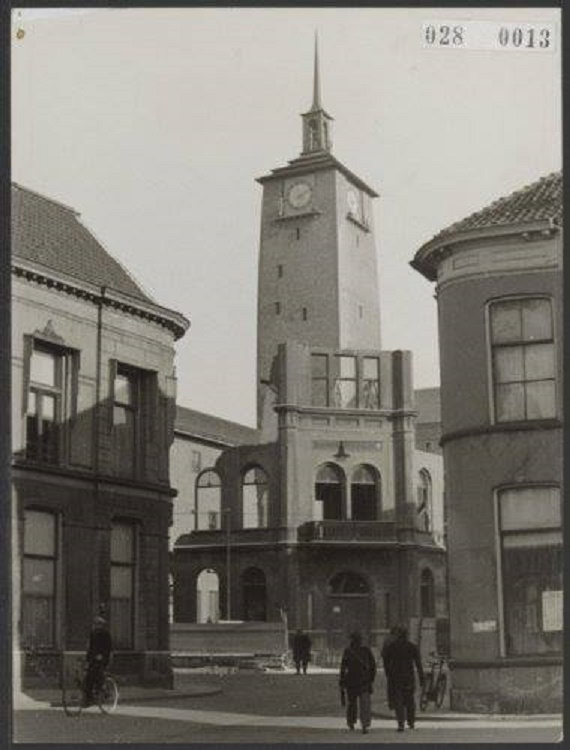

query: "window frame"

left=109, top=520, right=138, bottom=650
left=241, top=466, right=269, bottom=529
left=195, top=469, right=222, bottom=531
left=494, top=484, right=562, bottom=658
left=332, top=355, right=358, bottom=409
left=487, top=296, right=557, bottom=424
left=22, top=508, right=60, bottom=649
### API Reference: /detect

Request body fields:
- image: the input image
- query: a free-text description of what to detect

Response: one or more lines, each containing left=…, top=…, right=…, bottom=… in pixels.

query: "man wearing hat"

left=339, top=631, right=377, bottom=734
left=84, top=616, right=113, bottom=705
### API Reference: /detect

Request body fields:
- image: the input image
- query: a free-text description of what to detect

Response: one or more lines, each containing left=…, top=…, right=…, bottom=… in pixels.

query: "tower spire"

left=312, top=31, right=321, bottom=111
left=301, top=32, right=333, bottom=155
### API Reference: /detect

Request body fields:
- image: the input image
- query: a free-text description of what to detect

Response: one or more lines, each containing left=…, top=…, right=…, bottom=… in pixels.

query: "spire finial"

left=312, top=30, right=321, bottom=111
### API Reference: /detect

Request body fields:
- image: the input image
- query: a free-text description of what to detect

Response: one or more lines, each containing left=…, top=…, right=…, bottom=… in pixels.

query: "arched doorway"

left=242, top=567, right=267, bottom=621
left=196, top=569, right=220, bottom=623
left=351, top=465, right=379, bottom=521
left=315, top=463, right=344, bottom=520
left=326, top=571, right=371, bottom=651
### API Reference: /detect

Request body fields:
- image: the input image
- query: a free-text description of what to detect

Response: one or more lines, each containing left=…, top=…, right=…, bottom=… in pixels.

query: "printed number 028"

left=425, top=25, right=464, bottom=46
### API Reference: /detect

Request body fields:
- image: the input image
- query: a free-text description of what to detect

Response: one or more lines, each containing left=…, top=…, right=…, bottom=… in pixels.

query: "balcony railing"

left=297, top=520, right=397, bottom=543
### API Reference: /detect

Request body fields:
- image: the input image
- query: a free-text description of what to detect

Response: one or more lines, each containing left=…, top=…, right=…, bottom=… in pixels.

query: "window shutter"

left=22, top=335, right=33, bottom=415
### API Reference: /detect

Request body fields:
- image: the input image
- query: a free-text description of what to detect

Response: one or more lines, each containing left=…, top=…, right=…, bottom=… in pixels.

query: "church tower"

left=256, top=36, right=382, bottom=425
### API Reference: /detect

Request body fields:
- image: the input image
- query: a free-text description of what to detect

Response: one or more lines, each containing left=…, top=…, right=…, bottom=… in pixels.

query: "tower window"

left=296, top=228, right=301, bottom=240
left=359, top=306, right=363, bottom=319
left=302, top=307, right=308, bottom=321
left=277, top=265, right=283, bottom=278
left=275, top=302, right=281, bottom=315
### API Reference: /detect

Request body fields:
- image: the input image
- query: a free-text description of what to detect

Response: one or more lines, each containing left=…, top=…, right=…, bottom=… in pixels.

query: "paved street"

left=13, top=670, right=562, bottom=744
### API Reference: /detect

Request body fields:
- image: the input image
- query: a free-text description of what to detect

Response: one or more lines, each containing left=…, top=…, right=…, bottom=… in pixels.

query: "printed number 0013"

left=498, top=27, right=551, bottom=49
left=425, top=25, right=464, bottom=46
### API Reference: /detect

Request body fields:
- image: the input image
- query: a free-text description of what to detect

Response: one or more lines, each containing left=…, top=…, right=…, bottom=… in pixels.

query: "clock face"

left=347, top=189, right=359, bottom=216
left=288, top=182, right=312, bottom=209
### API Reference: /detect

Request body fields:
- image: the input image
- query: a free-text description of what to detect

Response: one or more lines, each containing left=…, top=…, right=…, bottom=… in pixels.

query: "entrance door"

left=326, top=571, right=371, bottom=652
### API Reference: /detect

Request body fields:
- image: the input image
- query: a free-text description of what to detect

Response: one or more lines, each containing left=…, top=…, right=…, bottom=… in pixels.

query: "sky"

left=11, top=7, right=561, bottom=426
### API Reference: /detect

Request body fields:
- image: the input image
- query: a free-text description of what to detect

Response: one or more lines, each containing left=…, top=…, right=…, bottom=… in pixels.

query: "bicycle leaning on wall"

left=419, top=652, right=448, bottom=710
left=62, top=658, right=119, bottom=716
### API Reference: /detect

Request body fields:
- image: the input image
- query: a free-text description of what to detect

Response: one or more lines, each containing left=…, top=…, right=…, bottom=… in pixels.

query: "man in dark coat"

left=339, top=631, right=377, bottom=734
left=84, top=616, right=113, bottom=705
left=382, top=626, right=424, bottom=732
left=292, top=629, right=312, bottom=675
left=381, top=625, right=400, bottom=710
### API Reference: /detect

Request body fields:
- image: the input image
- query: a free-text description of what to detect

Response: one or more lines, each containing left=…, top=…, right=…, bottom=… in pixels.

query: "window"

left=328, top=571, right=369, bottom=595
left=22, top=510, right=58, bottom=648
left=302, top=307, right=308, bottom=321
left=333, top=356, right=357, bottom=408
left=196, top=569, right=220, bottom=623
left=420, top=568, right=435, bottom=617
left=498, top=487, right=562, bottom=656
left=417, top=470, right=432, bottom=532
left=242, top=467, right=269, bottom=528
left=110, top=522, right=136, bottom=649
left=26, top=344, right=63, bottom=463
left=315, top=464, right=344, bottom=521
left=191, top=450, right=202, bottom=472
left=195, top=470, right=222, bottom=530
left=362, top=357, right=380, bottom=409
left=351, top=465, right=378, bottom=521
left=296, top=227, right=301, bottom=240
left=242, top=568, right=267, bottom=621
left=490, top=298, right=556, bottom=422
left=275, top=302, right=281, bottom=315
left=277, top=265, right=283, bottom=278
left=112, top=365, right=139, bottom=477
left=311, top=354, right=329, bottom=407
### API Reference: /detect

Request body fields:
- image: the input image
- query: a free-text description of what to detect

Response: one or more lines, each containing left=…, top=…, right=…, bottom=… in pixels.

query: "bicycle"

left=419, top=653, right=447, bottom=710
left=62, top=658, right=119, bottom=717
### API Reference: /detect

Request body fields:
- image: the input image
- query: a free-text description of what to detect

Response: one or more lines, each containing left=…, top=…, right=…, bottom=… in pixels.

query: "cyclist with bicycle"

left=84, top=616, right=113, bottom=706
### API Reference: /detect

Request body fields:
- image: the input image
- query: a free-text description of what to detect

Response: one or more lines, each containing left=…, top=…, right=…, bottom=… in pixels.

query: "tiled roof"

left=12, top=183, right=154, bottom=302
left=175, top=405, right=258, bottom=447
left=433, top=171, right=562, bottom=241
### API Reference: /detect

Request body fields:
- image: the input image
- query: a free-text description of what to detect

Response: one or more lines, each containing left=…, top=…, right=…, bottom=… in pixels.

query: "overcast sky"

left=12, top=7, right=561, bottom=426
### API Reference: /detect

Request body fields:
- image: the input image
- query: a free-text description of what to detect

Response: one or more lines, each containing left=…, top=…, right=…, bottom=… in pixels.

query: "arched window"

left=417, top=469, right=432, bottom=532
left=315, top=463, right=344, bottom=520
left=196, top=569, right=220, bottom=623
left=351, top=465, right=379, bottom=521
left=328, top=571, right=369, bottom=595
left=242, top=567, right=267, bottom=621
left=195, top=470, right=222, bottom=530
left=420, top=568, right=435, bottom=617
left=309, top=120, right=319, bottom=150
left=242, top=467, right=269, bottom=529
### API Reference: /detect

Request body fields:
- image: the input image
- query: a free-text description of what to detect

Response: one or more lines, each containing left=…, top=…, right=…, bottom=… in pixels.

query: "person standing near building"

left=291, top=629, right=312, bottom=675
left=84, top=616, right=113, bottom=705
left=382, top=626, right=424, bottom=732
left=381, top=625, right=400, bottom=710
left=339, top=631, right=377, bottom=734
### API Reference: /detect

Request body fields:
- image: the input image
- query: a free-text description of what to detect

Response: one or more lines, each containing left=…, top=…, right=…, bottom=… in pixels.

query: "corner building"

left=412, top=172, right=562, bottom=712
left=12, top=184, right=189, bottom=688
left=173, top=45, right=447, bottom=663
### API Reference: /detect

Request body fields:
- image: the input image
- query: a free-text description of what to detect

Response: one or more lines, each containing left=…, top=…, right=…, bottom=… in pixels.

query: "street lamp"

left=222, top=508, right=231, bottom=620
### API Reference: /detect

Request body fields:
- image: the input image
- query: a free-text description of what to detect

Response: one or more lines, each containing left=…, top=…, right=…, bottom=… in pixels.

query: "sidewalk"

left=18, top=681, right=221, bottom=709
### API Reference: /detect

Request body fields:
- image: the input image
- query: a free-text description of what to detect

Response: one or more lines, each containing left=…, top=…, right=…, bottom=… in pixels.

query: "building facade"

left=172, top=45, right=448, bottom=662
left=12, top=184, right=189, bottom=688
left=411, top=172, right=562, bottom=712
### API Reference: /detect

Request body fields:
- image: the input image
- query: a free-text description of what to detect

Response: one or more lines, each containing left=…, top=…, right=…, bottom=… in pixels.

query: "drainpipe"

left=93, top=287, right=105, bottom=617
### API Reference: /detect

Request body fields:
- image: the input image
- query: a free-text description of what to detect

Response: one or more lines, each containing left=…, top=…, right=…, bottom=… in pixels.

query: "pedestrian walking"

left=84, top=615, right=113, bottom=705
left=339, top=631, right=377, bottom=734
left=382, top=625, right=424, bottom=732
left=291, top=629, right=312, bottom=674
left=381, top=625, right=400, bottom=710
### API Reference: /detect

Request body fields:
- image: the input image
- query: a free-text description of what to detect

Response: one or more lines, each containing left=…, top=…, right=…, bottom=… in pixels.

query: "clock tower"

left=256, top=36, right=382, bottom=426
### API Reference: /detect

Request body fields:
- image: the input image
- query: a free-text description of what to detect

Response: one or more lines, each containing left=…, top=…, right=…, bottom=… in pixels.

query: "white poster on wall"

left=542, top=590, right=562, bottom=632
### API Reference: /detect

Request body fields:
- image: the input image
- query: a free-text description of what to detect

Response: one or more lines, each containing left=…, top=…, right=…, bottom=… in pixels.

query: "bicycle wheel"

left=62, top=676, right=83, bottom=717
left=98, top=676, right=119, bottom=714
left=419, top=676, right=432, bottom=711
left=435, top=673, right=447, bottom=708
